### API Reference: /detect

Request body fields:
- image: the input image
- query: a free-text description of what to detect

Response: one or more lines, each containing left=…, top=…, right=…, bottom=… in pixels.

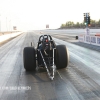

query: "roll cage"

left=37, top=35, right=56, bottom=49
left=36, top=35, right=56, bottom=80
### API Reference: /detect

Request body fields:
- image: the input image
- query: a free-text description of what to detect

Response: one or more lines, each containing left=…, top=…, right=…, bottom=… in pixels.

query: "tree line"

left=60, top=19, right=100, bottom=29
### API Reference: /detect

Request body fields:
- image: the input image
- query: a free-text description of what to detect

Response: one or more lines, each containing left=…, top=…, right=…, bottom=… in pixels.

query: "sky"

left=0, top=0, right=100, bottom=31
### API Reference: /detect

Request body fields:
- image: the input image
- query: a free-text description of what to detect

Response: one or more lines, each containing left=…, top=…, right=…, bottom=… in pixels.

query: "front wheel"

left=55, top=45, right=69, bottom=69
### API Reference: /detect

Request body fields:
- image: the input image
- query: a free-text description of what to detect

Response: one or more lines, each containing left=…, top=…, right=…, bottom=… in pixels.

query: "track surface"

left=41, top=29, right=100, bottom=35
left=0, top=31, right=100, bottom=100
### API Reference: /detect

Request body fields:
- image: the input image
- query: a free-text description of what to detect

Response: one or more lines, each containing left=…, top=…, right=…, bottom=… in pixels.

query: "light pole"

left=83, top=13, right=90, bottom=35
left=9, top=20, right=11, bottom=31
left=0, top=15, right=1, bottom=32
left=6, top=17, right=8, bottom=31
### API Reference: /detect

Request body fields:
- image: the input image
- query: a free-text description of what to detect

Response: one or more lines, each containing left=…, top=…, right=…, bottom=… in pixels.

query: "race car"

left=23, top=35, right=69, bottom=80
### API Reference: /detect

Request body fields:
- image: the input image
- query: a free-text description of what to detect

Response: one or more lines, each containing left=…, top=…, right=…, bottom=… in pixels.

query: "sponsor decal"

left=97, top=37, right=100, bottom=44
left=79, top=35, right=84, bottom=42
left=86, top=36, right=90, bottom=42
left=91, top=37, right=96, bottom=43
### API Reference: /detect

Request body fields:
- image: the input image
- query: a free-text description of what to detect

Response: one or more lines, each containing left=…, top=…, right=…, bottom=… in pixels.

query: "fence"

left=78, top=35, right=100, bottom=46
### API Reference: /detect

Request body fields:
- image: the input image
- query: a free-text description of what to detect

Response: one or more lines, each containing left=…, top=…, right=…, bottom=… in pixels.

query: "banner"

left=13, top=26, right=17, bottom=30
left=97, top=37, right=100, bottom=45
left=78, top=35, right=100, bottom=46
left=85, top=35, right=90, bottom=43
left=78, top=35, right=84, bottom=42
left=91, top=37, right=96, bottom=43
left=46, top=25, right=49, bottom=28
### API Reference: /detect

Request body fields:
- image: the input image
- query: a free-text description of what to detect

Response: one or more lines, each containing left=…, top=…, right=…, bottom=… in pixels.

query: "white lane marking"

left=57, top=71, right=63, bottom=79
left=57, top=70, right=80, bottom=100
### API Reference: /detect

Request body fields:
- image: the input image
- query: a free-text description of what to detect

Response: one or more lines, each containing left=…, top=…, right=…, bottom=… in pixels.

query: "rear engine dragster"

left=23, top=35, right=69, bottom=80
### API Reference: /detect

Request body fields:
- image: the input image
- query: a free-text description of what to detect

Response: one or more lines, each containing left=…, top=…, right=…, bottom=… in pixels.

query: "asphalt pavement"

left=49, top=33, right=100, bottom=52
left=0, top=31, right=100, bottom=100
left=41, top=29, right=100, bottom=35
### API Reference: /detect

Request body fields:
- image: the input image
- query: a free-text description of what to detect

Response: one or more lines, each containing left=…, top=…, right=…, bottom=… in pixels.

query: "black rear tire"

left=56, top=45, right=69, bottom=69
left=76, top=36, right=78, bottom=39
left=23, top=47, right=36, bottom=71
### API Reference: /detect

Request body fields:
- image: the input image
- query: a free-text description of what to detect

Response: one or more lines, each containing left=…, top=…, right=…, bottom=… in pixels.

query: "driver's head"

left=45, top=39, right=48, bottom=42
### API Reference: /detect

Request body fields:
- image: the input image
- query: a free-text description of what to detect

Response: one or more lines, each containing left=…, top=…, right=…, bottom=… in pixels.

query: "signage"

left=13, top=26, right=17, bottom=30
left=86, top=35, right=90, bottom=42
left=46, top=25, right=49, bottom=28
left=78, top=35, right=84, bottom=42
left=91, top=37, right=96, bottom=43
left=97, top=37, right=100, bottom=44
left=85, top=28, right=90, bottom=35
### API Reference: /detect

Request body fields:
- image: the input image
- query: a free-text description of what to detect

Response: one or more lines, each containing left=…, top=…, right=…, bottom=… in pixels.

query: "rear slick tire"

left=56, top=45, right=69, bottom=69
left=23, top=47, right=36, bottom=71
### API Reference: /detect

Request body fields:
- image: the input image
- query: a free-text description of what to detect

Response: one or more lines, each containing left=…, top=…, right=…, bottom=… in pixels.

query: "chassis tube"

left=38, top=49, right=55, bottom=80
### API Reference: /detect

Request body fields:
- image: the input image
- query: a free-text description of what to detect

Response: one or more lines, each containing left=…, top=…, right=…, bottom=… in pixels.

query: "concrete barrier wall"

left=0, top=32, right=23, bottom=43
left=78, top=35, right=100, bottom=46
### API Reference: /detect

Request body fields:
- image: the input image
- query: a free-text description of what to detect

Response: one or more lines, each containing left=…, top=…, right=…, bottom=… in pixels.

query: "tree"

left=60, top=19, right=100, bottom=29
left=60, top=24, right=66, bottom=28
left=97, top=19, right=100, bottom=24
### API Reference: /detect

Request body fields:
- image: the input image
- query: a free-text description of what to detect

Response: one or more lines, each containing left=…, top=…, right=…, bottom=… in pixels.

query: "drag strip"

left=0, top=32, right=100, bottom=100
